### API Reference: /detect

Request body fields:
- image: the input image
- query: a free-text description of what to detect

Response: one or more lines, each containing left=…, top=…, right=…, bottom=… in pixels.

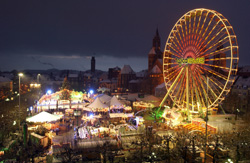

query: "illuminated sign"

left=176, top=57, right=205, bottom=66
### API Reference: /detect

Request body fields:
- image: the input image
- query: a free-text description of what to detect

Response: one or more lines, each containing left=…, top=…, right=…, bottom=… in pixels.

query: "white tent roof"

left=94, top=94, right=112, bottom=103
left=139, top=95, right=160, bottom=102
left=88, top=97, right=108, bottom=109
left=110, top=96, right=123, bottom=106
left=26, top=111, right=61, bottom=123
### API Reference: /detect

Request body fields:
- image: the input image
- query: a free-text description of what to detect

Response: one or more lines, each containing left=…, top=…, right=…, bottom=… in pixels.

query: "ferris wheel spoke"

left=200, top=76, right=220, bottom=102
left=166, top=66, right=184, bottom=82
left=198, top=67, right=226, bottom=89
left=194, top=10, right=203, bottom=41
left=192, top=72, right=206, bottom=107
left=199, top=35, right=230, bottom=56
left=201, top=14, right=215, bottom=39
left=200, top=66, right=228, bottom=81
left=179, top=22, right=187, bottom=46
left=170, top=71, right=186, bottom=105
left=198, top=27, right=228, bottom=56
left=191, top=68, right=206, bottom=106
left=197, top=25, right=224, bottom=53
left=190, top=13, right=197, bottom=46
left=187, top=15, right=192, bottom=46
left=171, top=39, right=184, bottom=53
left=178, top=80, right=187, bottom=107
left=190, top=70, right=203, bottom=111
left=208, top=79, right=222, bottom=98
left=164, top=50, right=182, bottom=58
left=195, top=12, right=214, bottom=48
left=173, top=68, right=187, bottom=106
left=196, top=72, right=213, bottom=106
left=184, top=16, right=189, bottom=38
left=203, top=19, right=221, bottom=41
left=172, top=30, right=185, bottom=51
left=168, top=44, right=183, bottom=56
left=165, top=64, right=180, bottom=73
left=203, top=46, right=232, bottom=58
left=207, top=77, right=224, bottom=92
left=202, top=63, right=235, bottom=72
left=198, top=11, right=209, bottom=36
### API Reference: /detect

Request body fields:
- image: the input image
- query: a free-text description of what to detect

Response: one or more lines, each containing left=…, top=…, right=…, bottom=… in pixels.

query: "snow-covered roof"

left=84, top=73, right=92, bottom=77
left=155, top=82, right=165, bottom=89
left=148, top=47, right=156, bottom=54
left=120, top=65, right=135, bottom=74
left=136, top=70, right=147, bottom=78
left=68, top=74, right=78, bottom=78
left=121, top=93, right=139, bottom=101
left=100, top=79, right=111, bottom=83
left=113, top=66, right=121, bottom=71
left=129, top=80, right=140, bottom=84
left=0, top=73, right=13, bottom=80
left=234, top=76, right=250, bottom=87
left=239, top=66, right=250, bottom=72
left=139, top=95, right=160, bottom=102
left=150, top=65, right=162, bottom=74
left=0, top=76, right=11, bottom=82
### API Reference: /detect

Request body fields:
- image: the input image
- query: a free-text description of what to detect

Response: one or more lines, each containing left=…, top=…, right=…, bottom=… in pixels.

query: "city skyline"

left=0, top=0, right=249, bottom=72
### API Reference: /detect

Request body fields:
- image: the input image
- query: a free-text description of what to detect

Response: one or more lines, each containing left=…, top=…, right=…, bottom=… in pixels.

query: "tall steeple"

left=148, top=28, right=163, bottom=72
left=91, top=56, right=95, bottom=73
left=153, top=28, right=161, bottom=49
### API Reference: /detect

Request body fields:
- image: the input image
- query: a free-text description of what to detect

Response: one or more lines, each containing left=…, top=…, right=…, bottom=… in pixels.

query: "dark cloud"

left=0, top=0, right=249, bottom=71
left=31, top=56, right=54, bottom=68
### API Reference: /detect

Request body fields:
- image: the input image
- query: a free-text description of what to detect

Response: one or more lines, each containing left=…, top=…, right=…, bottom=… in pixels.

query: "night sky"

left=0, top=0, right=249, bottom=72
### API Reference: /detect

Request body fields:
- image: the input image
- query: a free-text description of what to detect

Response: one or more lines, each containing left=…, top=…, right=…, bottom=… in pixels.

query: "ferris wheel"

left=160, top=8, right=239, bottom=117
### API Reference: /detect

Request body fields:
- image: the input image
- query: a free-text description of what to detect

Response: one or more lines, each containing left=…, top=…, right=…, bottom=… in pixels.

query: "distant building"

left=67, top=72, right=84, bottom=91
left=0, top=76, right=12, bottom=100
left=223, top=66, right=250, bottom=114
left=91, top=56, right=95, bottom=73
left=108, top=66, right=121, bottom=80
left=118, top=65, right=136, bottom=92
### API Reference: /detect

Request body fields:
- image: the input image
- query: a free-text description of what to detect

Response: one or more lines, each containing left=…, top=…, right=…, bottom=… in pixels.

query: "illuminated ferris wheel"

left=160, top=8, right=239, bottom=117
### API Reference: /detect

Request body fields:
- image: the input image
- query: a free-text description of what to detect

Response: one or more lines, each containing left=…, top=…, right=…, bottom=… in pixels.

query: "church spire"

left=153, top=28, right=161, bottom=49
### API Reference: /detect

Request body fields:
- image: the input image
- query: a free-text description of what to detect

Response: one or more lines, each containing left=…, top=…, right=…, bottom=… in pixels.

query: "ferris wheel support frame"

left=158, top=67, right=185, bottom=112
left=186, top=66, right=190, bottom=120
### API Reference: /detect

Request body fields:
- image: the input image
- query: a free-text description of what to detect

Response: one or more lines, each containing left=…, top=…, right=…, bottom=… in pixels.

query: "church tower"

left=148, top=28, right=163, bottom=72
left=91, top=56, right=95, bottom=73
left=145, top=28, right=164, bottom=95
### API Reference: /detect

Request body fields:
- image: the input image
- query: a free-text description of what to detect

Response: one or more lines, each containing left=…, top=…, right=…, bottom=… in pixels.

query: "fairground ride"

left=159, top=8, right=239, bottom=120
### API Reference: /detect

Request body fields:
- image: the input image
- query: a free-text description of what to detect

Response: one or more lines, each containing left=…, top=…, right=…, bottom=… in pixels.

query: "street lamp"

left=18, top=73, right=23, bottom=129
left=37, top=74, right=41, bottom=84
